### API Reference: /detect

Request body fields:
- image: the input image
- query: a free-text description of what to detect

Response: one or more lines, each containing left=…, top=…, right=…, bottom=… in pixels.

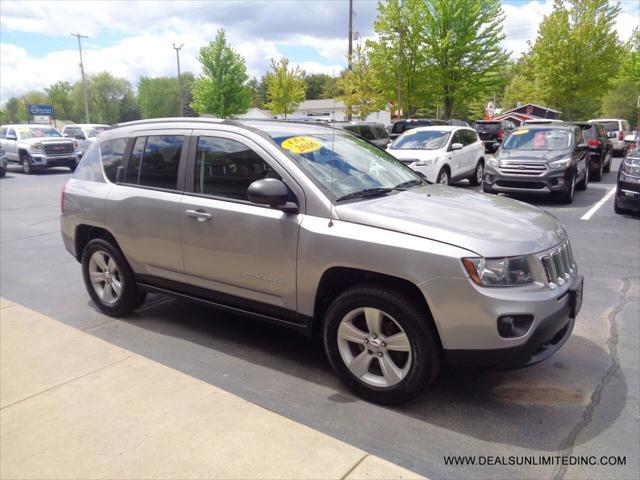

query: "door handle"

left=185, top=209, right=212, bottom=222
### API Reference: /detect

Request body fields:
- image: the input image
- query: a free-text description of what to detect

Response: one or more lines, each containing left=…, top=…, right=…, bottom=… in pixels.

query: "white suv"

left=386, top=126, right=485, bottom=186
left=588, top=118, right=632, bottom=155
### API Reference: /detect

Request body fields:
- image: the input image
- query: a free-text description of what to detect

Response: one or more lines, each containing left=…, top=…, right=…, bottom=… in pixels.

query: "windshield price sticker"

left=512, top=129, right=529, bottom=135
left=281, top=136, right=321, bottom=154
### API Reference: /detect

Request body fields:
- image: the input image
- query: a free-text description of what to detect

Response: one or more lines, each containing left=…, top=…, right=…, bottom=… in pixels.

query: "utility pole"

left=173, top=43, right=184, bottom=117
left=71, top=33, right=90, bottom=123
left=347, top=0, right=353, bottom=121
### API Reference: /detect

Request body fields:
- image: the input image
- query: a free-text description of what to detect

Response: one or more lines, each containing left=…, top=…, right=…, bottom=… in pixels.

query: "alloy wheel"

left=438, top=171, right=449, bottom=185
left=476, top=163, right=484, bottom=185
left=88, top=250, right=122, bottom=304
left=336, top=307, right=412, bottom=388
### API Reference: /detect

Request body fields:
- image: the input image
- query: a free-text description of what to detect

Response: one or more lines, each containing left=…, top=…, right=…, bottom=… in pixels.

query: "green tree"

left=138, top=76, right=180, bottom=118
left=191, top=29, right=251, bottom=118
left=304, top=73, right=333, bottom=100
left=601, top=77, right=639, bottom=125
left=367, top=0, right=428, bottom=116
left=180, top=72, right=198, bottom=117
left=422, top=0, right=509, bottom=119
left=620, top=28, right=640, bottom=85
left=338, top=44, right=384, bottom=120
left=3, top=97, right=26, bottom=123
left=265, top=57, right=306, bottom=118
left=529, top=0, right=621, bottom=119
left=248, top=76, right=268, bottom=108
left=45, top=81, right=73, bottom=120
left=70, top=72, right=139, bottom=124
left=502, top=74, right=547, bottom=110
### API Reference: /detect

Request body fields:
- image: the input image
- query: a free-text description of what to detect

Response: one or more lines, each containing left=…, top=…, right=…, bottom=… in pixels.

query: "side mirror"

left=247, top=178, right=298, bottom=213
left=6, top=134, right=17, bottom=141
left=450, top=142, right=463, bottom=151
left=576, top=143, right=588, bottom=151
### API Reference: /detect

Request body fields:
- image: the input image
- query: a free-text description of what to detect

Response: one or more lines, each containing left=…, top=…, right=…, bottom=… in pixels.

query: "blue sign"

left=28, top=104, right=54, bottom=116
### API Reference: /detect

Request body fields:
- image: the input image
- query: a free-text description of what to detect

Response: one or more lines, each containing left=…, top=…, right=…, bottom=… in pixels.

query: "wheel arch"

left=74, top=225, right=122, bottom=262
left=312, top=266, right=443, bottom=350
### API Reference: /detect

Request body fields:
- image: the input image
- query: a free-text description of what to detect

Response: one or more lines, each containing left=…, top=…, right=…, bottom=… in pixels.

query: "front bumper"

left=30, top=153, right=79, bottom=168
left=616, top=174, right=640, bottom=211
left=484, top=165, right=573, bottom=195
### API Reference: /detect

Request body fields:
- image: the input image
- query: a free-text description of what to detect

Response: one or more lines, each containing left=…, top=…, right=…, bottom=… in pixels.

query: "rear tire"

left=590, top=160, right=603, bottom=182
left=323, top=284, right=441, bottom=405
left=469, top=161, right=484, bottom=186
left=603, top=152, right=611, bottom=173
left=81, top=238, right=146, bottom=316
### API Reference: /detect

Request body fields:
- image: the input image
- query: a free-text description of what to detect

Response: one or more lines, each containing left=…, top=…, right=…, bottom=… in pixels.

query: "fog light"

left=556, top=178, right=566, bottom=187
left=485, top=174, right=494, bottom=183
left=497, top=315, right=534, bottom=338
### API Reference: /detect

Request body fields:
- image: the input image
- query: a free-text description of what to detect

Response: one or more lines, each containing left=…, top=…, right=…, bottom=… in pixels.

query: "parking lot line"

left=581, top=188, right=616, bottom=221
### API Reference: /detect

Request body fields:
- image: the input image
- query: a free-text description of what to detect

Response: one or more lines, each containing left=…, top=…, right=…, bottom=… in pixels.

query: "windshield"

left=502, top=128, right=572, bottom=151
left=600, top=121, right=619, bottom=132
left=86, top=127, right=108, bottom=137
left=265, top=129, right=421, bottom=200
left=390, top=130, right=450, bottom=150
left=474, top=122, right=500, bottom=131
left=18, top=127, right=62, bottom=139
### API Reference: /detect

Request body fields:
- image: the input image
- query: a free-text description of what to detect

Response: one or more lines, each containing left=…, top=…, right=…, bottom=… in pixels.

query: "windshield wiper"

left=336, top=187, right=394, bottom=202
left=394, top=179, right=425, bottom=189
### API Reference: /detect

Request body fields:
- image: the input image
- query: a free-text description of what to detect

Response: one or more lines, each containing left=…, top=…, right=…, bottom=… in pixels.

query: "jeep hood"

left=334, top=185, right=564, bottom=257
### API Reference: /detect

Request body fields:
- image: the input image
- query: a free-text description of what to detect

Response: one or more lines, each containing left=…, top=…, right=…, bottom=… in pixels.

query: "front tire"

left=81, top=238, right=146, bottom=316
left=21, top=153, right=33, bottom=174
left=323, top=284, right=440, bottom=405
left=469, top=160, right=484, bottom=186
left=436, top=168, right=450, bottom=186
left=558, top=172, right=576, bottom=204
left=577, top=166, right=589, bottom=191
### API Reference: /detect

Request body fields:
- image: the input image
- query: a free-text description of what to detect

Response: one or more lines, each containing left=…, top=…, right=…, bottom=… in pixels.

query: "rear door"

left=448, top=130, right=466, bottom=177
left=179, top=130, right=302, bottom=318
left=104, top=130, right=188, bottom=283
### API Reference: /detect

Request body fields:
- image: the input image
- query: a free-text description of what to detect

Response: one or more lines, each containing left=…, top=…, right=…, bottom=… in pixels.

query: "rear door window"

left=138, top=135, right=183, bottom=190
left=581, top=126, right=597, bottom=141
left=358, top=126, right=376, bottom=141
left=601, top=121, right=619, bottom=132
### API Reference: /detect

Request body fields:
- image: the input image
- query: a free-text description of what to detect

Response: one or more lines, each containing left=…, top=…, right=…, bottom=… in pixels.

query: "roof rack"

left=112, top=117, right=238, bottom=128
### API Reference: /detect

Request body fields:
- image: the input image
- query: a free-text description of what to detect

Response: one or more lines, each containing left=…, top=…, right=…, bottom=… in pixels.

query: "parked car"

left=0, top=124, right=80, bottom=174
left=61, top=118, right=582, bottom=404
left=473, top=120, right=516, bottom=152
left=386, top=125, right=485, bottom=185
left=588, top=118, right=632, bottom=156
left=337, top=122, right=391, bottom=148
left=521, top=119, right=565, bottom=125
left=389, top=118, right=449, bottom=140
left=0, top=145, right=6, bottom=177
left=445, top=119, right=470, bottom=127
left=614, top=145, right=640, bottom=215
left=62, top=124, right=110, bottom=157
left=484, top=124, right=589, bottom=203
left=570, top=121, right=612, bottom=181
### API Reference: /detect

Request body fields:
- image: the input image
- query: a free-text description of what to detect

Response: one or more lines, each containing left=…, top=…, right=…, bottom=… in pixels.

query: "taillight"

left=587, top=139, right=601, bottom=148
left=61, top=181, right=67, bottom=214
left=497, top=130, right=503, bottom=140
left=618, top=131, right=624, bottom=141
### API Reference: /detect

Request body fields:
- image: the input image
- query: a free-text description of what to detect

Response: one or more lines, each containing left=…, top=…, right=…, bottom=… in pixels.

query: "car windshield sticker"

left=512, top=129, right=529, bottom=135
left=281, top=136, right=322, bottom=154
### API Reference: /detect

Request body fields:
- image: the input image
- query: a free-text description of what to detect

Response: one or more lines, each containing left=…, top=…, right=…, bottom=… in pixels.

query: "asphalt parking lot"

left=1, top=157, right=638, bottom=479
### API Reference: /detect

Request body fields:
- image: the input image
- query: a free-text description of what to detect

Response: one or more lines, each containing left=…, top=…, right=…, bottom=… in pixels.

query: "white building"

left=279, top=99, right=391, bottom=124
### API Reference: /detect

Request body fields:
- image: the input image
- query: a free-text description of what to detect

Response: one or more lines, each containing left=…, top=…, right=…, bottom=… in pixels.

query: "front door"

left=180, top=131, right=301, bottom=319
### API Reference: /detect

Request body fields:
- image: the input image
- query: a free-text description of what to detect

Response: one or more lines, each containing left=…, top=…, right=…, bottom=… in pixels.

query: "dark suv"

left=571, top=122, right=612, bottom=181
left=389, top=119, right=448, bottom=140
left=473, top=120, right=516, bottom=152
left=338, top=122, right=391, bottom=148
left=484, top=124, right=589, bottom=203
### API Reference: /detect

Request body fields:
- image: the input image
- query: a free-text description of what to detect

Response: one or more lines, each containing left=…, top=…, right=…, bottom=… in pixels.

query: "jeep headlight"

left=487, top=157, right=500, bottom=168
left=621, top=154, right=640, bottom=178
left=548, top=158, right=572, bottom=170
left=462, top=256, right=533, bottom=286
left=30, top=143, right=43, bottom=152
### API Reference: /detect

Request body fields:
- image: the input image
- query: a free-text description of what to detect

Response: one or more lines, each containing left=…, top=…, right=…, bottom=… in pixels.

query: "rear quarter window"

left=100, top=138, right=128, bottom=183
left=74, top=141, right=106, bottom=182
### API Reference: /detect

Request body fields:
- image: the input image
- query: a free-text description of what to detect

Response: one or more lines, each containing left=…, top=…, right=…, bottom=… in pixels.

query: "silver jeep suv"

left=61, top=118, right=583, bottom=404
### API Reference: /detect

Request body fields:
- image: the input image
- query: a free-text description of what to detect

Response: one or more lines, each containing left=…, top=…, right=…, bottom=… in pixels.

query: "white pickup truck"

left=0, top=124, right=80, bottom=174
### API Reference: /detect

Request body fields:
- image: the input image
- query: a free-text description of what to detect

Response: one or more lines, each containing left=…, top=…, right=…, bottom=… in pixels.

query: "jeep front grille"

left=540, top=241, right=575, bottom=289
left=498, top=161, right=547, bottom=176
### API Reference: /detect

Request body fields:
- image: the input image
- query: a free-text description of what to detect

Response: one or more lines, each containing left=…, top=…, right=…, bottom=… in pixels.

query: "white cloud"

left=501, top=0, right=555, bottom=58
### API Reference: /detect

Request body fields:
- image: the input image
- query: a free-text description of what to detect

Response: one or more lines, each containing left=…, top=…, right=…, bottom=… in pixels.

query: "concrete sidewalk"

left=0, top=298, right=423, bottom=480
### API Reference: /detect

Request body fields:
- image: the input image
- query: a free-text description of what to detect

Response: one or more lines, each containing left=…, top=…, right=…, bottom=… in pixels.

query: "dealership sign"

left=28, top=104, right=54, bottom=116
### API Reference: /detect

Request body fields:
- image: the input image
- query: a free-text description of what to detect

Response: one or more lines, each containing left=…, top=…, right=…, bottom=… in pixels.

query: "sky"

left=0, top=0, right=638, bottom=105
